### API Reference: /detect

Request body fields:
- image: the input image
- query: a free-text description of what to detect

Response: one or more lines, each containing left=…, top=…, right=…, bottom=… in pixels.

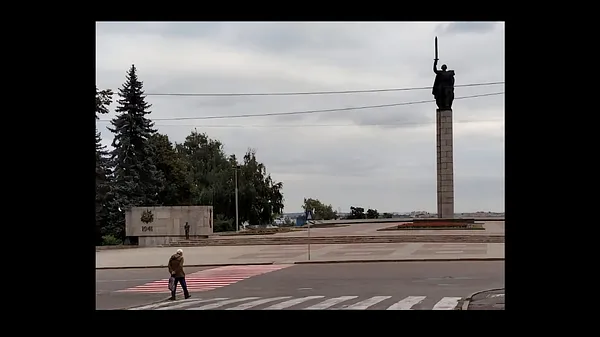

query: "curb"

left=110, top=262, right=504, bottom=310
left=97, top=258, right=504, bottom=270
left=96, top=262, right=275, bottom=270
left=461, top=287, right=505, bottom=310
left=293, top=257, right=504, bottom=265
left=97, top=235, right=505, bottom=250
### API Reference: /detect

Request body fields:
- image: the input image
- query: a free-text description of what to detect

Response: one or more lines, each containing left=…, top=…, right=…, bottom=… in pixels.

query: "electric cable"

left=143, top=81, right=504, bottom=97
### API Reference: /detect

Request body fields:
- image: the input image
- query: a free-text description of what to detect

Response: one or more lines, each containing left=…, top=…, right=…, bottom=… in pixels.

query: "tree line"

left=95, top=65, right=284, bottom=245
left=301, top=198, right=393, bottom=220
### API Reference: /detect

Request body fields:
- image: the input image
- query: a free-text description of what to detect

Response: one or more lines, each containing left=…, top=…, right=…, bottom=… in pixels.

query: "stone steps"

left=163, top=235, right=504, bottom=247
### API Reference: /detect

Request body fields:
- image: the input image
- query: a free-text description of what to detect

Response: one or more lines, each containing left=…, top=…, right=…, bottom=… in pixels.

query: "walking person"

left=168, top=249, right=190, bottom=300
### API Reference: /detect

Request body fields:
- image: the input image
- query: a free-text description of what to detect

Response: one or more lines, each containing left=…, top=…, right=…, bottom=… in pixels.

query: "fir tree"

left=109, top=65, right=164, bottom=222
left=95, top=87, right=114, bottom=244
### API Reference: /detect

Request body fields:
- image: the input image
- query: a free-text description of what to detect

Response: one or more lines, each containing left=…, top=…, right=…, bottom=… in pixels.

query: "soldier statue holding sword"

left=432, top=36, right=455, bottom=110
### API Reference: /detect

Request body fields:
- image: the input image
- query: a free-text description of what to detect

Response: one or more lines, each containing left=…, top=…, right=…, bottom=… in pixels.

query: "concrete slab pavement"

left=96, top=242, right=505, bottom=269
left=215, top=221, right=504, bottom=239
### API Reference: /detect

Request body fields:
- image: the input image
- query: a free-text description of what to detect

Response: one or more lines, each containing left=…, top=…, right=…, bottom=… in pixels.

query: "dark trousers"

left=185, top=230, right=190, bottom=240
left=171, top=277, right=190, bottom=298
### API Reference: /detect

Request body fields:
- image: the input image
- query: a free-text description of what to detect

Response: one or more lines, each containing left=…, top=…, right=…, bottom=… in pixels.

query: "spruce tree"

left=95, top=87, right=114, bottom=244
left=109, top=65, right=164, bottom=222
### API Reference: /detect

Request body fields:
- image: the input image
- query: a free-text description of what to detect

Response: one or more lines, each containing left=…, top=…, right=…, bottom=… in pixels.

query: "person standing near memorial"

left=184, top=222, right=190, bottom=240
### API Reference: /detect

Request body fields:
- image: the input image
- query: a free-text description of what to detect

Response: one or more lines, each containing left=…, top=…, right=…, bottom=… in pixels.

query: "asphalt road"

left=96, top=267, right=211, bottom=310
left=97, top=261, right=504, bottom=310
left=176, top=261, right=504, bottom=310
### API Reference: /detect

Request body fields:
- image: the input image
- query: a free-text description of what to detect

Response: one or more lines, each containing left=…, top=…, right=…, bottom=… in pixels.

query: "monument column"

left=432, top=36, right=455, bottom=219
left=436, top=109, right=454, bottom=218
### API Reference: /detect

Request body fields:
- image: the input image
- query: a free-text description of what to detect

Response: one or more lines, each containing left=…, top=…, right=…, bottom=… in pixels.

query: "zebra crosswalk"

left=128, top=295, right=463, bottom=310
left=118, top=264, right=292, bottom=294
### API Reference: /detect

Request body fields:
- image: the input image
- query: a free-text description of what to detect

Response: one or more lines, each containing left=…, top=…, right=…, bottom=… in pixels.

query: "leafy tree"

left=238, top=149, right=284, bottom=227
left=108, top=64, right=164, bottom=239
left=366, top=208, right=379, bottom=219
left=174, top=132, right=284, bottom=230
left=149, top=134, right=191, bottom=206
left=348, top=206, right=366, bottom=219
left=382, top=212, right=394, bottom=219
left=176, top=130, right=232, bottom=212
left=302, top=198, right=337, bottom=220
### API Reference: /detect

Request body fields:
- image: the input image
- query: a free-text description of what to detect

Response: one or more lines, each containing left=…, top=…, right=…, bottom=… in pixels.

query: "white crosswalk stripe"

left=226, top=296, right=292, bottom=310
left=432, top=296, right=462, bottom=310
left=156, top=298, right=228, bottom=310
left=387, top=296, right=427, bottom=310
left=341, top=296, right=391, bottom=310
left=187, top=297, right=260, bottom=310
left=304, top=296, right=358, bottom=310
left=129, top=295, right=463, bottom=310
left=263, top=296, right=325, bottom=310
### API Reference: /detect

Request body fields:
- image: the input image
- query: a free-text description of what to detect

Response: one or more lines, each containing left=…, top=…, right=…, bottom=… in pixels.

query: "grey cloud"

left=438, top=22, right=499, bottom=35
left=308, top=88, right=503, bottom=129
left=455, top=148, right=504, bottom=178
left=343, top=105, right=433, bottom=128
left=189, top=96, right=254, bottom=110
left=133, top=75, right=503, bottom=130
left=96, top=22, right=223, bottom=39
left=452, top=92, right=505, bottom=120
left=269, top=157, right=382, bottom=178
left=255, top=136, right=434, bottom=179
left=221, top=126, right=424, bottom=175
left=217, top=22, right=377, bottom=55
left=96, top=22, right=504, bottom=212
left=97, top=22, right=373, bottom=62
left=141, top=73, right=308, bottom=95
left=454, top=176, right=504, bottom=211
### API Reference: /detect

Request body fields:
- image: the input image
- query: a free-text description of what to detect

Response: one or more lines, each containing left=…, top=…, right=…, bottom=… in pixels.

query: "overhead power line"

left=96, top=118, right=504, bottom=128
left=100, top=92, right=504, bottom=122
left=98, top=92, right=503, bottom=122
left=144, top=81, right=504, bottom=97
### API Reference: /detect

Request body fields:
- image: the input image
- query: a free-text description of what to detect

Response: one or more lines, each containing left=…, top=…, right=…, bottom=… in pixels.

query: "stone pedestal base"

left=436, top=109, right=454, bottom=218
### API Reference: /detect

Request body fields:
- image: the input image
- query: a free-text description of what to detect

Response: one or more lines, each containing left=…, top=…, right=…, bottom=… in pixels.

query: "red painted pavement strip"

left=118, top=264, right=293, bottom=294
left=96, top=262, right=276, bottom=270
left=294, top=257, right=504, bottom=264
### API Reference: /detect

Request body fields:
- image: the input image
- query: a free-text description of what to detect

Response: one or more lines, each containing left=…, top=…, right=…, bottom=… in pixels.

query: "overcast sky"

left=95, top=21, right=504, bottom=214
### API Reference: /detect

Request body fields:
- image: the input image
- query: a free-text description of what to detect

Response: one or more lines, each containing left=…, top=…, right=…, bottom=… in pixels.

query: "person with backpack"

left=168, top=249, right=190, bottom=300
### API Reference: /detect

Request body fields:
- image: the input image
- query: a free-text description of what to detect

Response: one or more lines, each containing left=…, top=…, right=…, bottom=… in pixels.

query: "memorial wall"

left=125, top=206, right=213, bottom=247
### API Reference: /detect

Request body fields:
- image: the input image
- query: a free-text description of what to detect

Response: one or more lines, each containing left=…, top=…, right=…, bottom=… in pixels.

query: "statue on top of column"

left=432, top=37, right=455, bottom=110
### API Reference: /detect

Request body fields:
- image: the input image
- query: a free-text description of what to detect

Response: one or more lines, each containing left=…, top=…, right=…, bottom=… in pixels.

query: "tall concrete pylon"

left=436, top=109, right=454, bottom=218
